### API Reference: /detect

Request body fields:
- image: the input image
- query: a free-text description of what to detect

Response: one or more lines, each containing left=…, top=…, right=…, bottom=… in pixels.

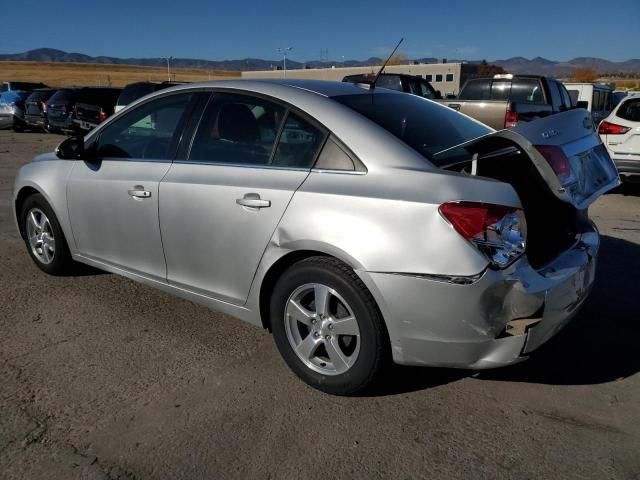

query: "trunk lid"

left=436, top=109, right=619, bottom=210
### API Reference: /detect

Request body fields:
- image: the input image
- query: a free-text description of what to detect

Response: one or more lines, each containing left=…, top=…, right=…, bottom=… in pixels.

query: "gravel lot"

left=1, top=130, right=639, bottom=479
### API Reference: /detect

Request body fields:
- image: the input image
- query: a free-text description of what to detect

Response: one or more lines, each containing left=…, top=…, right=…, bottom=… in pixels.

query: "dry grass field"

left=0, top=61, right=239, bottom=87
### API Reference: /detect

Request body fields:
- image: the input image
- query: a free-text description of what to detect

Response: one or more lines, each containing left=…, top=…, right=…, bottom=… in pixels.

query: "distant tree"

left=477, top=60, right=506, bottom=76
left=386, top=51, right=408, bottom=66
left=572, top=68, right=597, bottom=82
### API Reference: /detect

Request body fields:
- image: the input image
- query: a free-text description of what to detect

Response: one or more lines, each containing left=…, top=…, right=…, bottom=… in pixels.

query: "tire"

left=13, top=123, right=24, bottom=133
left=20, top=194, right=73, bottom=275
left=270, top=256, right=389, bottom=395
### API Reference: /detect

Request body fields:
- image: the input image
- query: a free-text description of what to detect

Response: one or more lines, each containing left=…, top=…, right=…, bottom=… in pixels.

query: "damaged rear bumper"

left=358, top=225, right=599, bottom=369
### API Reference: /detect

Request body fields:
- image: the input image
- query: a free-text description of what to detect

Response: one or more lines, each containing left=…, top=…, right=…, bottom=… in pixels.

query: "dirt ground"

left=0, top=130, right=638, bottom=479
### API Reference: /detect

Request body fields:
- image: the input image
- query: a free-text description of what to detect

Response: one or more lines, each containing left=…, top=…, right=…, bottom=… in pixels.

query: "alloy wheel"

left=284, top=283, right=360, bottom=376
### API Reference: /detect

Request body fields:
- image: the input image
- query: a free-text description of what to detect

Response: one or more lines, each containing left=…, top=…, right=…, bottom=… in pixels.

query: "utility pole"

left=164, top=56, right=173, bottom=82
left=277, top=47, right=292, bottom=78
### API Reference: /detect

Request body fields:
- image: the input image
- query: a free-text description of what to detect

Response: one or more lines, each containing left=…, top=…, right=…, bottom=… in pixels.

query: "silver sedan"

left=13, top=80, right=619, bottom=395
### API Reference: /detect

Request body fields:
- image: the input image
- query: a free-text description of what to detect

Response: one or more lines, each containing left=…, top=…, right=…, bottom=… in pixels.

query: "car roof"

left=168, top=79, right=395, bottom=98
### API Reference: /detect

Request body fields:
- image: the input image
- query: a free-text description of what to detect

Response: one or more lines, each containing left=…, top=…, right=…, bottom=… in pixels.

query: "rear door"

left=159, top=91, right=326, bottom=304
left=67, top=91, right=197, bottom=281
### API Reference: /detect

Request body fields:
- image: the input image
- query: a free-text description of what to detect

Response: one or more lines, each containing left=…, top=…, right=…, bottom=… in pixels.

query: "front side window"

left=189, top=93, right=285, bottom=166
left=96, top=92, right=193, bottom=160
left=458, top=79, right=490, bottom=100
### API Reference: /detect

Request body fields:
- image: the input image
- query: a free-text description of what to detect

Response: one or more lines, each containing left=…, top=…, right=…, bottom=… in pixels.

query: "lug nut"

left=328, top=324, right=333, bottom=330
left=325, top=335, right=331, bottom=340
left=314, top=332, right=320, bottom=338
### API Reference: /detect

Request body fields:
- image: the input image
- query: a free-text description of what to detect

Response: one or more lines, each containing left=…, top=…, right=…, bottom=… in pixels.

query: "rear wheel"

left=270, top=256, right=389, bottom=395
left=20, top=194, right=73, bottom=275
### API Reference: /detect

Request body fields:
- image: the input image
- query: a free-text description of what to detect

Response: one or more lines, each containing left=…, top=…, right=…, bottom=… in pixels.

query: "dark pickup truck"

left=437, top=74, right=577, bottom=130
left=72, top=87, right=122, bottom=132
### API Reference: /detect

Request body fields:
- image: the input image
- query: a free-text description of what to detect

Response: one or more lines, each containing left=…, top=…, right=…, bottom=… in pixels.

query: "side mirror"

left=576, top=100, right=589, bottom=110
left=435, top=90, right=442, bottom=99
left=55, top=136, right=85, bottom=160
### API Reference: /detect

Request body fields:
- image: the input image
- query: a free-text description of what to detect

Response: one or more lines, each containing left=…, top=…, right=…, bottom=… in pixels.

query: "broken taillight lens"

left=439, top=201, right=527, bottom=268
left=99, top=109, right=107, bottom=123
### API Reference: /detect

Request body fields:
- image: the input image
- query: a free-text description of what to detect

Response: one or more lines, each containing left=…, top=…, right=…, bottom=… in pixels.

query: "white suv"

left=599, top=94, right=640, bottom=181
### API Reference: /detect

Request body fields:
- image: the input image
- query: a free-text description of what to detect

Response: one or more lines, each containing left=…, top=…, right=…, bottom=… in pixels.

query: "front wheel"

left=21, top=194, right=74, bottom=275
left=270, top=257, right=389, bottom=395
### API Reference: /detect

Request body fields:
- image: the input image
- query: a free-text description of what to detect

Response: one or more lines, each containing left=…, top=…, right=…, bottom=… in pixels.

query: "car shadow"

left=366, top=234, right=640, bottom=396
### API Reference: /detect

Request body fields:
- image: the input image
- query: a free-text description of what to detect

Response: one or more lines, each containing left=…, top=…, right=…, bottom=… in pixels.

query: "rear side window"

left=48, top=89, right=76, bottom=104
left=547, top=80, right=563, bottom=108
left=617, top=98, right=640, bottom=122
left=314, top=137, right=357, bottom=171
left=567, top=89, right=579, bottom=106
left=272, top=113, right=325, bottom=168
left=458, top=79, right=491, bottom=100
left=332, top=92, right=491, bottom=164
left=189, top=93, right=285, bottom=166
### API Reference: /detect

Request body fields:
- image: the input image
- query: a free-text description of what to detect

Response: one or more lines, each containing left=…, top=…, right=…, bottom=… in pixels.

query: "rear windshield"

left=617, top=98, right=640, bottom=122
left=117, top=83, right=157, bottom=106
left=331, top=92, right=491, bottom=164
left=76, top=88, right=122, bottom=105
left=8, top=82, right=47, bottom=91
left=26, top=90, right=55, bottom=102
left=459, top=78, right=545, bottom=103
left=48, top=89, right=76, bottom=104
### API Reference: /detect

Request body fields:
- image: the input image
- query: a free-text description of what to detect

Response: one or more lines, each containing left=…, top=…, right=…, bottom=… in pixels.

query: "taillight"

left=598, top=121, right=630, bottom=135
left=99, top=109, right=107, bottom=123
left=504, top=106, right=518, bottom=129
left=40, top=101, right=47, bottom=113
left=439, top=202, right=527, bottom=268
left=534, top=145, right=571, bottom=182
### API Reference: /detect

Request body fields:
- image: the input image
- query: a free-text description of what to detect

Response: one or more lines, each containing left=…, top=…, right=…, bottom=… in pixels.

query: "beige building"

left=241, top=62, right=480, bottom=96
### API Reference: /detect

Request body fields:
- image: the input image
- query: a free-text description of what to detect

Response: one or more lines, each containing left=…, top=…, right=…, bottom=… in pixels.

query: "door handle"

left=448, top=103, right=461, bottom=111
left=236, top=193, right=271, bottom=209
left=128, top=186, right=151, bottom=199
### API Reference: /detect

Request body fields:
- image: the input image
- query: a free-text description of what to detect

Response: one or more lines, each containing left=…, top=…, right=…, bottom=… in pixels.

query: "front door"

left=67, top=91, right=196, bottom=281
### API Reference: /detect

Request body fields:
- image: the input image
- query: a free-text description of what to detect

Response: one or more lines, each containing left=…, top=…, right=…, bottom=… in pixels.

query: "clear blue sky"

left=1, top=0, right=638, bottom=62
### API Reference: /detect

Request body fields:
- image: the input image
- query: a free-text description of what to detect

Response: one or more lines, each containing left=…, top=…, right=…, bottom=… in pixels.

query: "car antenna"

left=370, top=37, right=404, bottom=90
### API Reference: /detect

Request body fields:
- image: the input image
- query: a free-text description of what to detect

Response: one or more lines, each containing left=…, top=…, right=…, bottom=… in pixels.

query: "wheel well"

left=259, top=250, right=332, bottom=331
left=15, top=187, right=41, bottom=239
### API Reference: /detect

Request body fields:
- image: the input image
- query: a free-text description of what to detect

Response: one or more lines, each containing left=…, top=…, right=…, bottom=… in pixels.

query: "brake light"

left=99, top=109, right=107, bottom=123
left=439, top=202, right=526, bottom=268
left=534, top=145, right=571, bottom=181
left=504, top=106, right=518, bottom=129
left=598, top=121, right=630, bottom=135
left=40, top=101, right=47, bottom=113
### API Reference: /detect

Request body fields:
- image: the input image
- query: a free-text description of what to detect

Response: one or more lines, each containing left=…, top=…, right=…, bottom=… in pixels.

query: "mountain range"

left=1, top=48, right=639, bottom=76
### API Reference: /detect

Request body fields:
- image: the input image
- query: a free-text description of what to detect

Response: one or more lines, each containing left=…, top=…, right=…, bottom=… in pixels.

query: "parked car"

left=438, top=74, right=575, bottom=130
left=0, top=81, right=48, bottom=93
left=564, top=83, right=613, bottom=124
left=47, top=87, right=121, bottom=134
left=24, top=88, right=58, bottom=132
left=13, top=80, right=618, bottom=395
left=115, top=81, right=183, bottom=113
left=342, top=73, right=441, bottom=99
left=611, top=90, right=640, bottom=109
left=72, top=87, right=123, bottom=132
left=599, top=95, right=640, bottom=182
left=0, top=90, right=31, bottom=131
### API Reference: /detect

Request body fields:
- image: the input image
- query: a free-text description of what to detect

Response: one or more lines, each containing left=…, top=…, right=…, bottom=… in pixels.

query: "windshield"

left=331, top=92, right=491, bottom=164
